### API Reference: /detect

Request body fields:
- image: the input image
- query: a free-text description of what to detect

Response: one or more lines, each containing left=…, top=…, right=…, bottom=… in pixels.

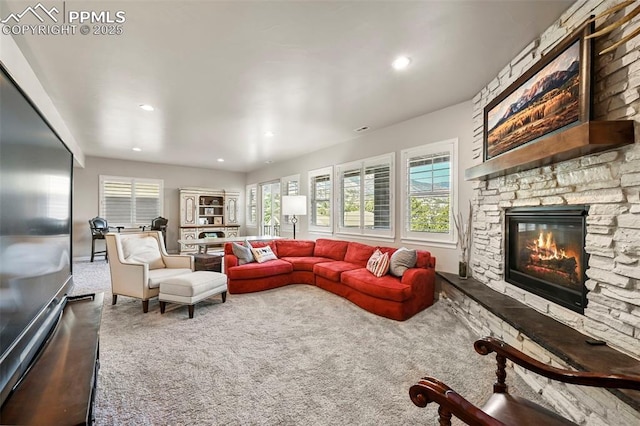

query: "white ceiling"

left=3, top=0, right=573, bottom=172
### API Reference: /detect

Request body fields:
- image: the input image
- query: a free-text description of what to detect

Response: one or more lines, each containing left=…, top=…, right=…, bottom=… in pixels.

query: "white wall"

left=0, top=34, right=84, bottom=166
left=246, top=100, right=475, bottom=273
left=74, top=156, right=245, bottom=257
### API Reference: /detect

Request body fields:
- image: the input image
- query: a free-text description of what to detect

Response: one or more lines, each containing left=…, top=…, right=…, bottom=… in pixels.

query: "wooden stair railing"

left=410, top=337, right=640, bottom=426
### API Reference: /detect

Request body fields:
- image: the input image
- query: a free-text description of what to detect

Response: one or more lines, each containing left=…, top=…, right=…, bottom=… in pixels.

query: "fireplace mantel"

left=465, top=121, right=634, bottom=181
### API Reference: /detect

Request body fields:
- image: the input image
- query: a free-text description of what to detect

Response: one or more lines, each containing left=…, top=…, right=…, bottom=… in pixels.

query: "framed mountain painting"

left=483, top=21, right=593, bottom=161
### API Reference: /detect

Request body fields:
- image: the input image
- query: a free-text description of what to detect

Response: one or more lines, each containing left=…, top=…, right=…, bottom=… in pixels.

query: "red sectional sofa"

left=223, top=238, right=436, bottom=321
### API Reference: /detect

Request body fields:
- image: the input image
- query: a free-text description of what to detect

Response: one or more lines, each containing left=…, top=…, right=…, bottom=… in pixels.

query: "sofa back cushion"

left=378, top=246, right=398, bottom=257
left=313, top=239, right=349, bottom=261
left=275, top=240, right=315, bottom=257
left=249, top=240, right=278, bottom=256
left=416, top=250, right=434, bottom=268
left=122, top=236, right=165, bottom=270
left=344, top=241, right=376, bottom=267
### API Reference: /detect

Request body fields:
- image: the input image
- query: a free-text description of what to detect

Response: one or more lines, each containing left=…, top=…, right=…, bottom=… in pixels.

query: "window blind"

left=100, top=177, right=162, bottom=227
left=336, top=154, right=393, bottom=237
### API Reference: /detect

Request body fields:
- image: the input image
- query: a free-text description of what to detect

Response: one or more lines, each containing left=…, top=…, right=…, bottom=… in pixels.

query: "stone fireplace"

left=467, top=0, right=640, bottom=360
left=440, top=0, right=640, bottom=423
left=504, top=206, right=589, bottom=313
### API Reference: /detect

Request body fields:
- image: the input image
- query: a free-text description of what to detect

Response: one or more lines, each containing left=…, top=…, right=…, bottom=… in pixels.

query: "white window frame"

left=335, top=153, right=394, bottom=239
left=280, top=174, right=300, bottom=232
left=246, top=183, right=258, bottom=227
left=401, top=138, right=458, bottom=248
left=308, top=166, right=333, bottom=234
left=99, top=175, right=164, bottom=228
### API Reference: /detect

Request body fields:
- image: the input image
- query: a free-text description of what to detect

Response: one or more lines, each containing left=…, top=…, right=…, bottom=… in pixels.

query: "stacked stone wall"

left=470, top=0, right=640, bottom=358
left=452, top=0, right=640, bottom=423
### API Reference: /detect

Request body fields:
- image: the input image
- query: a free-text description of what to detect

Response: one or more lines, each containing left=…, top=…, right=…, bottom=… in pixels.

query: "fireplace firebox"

left=505, top=206, right=588, bottom=314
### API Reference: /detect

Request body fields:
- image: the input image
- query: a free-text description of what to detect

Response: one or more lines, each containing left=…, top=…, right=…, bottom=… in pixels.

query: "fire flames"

left=528, top=231, right=567, bottom=261
left=522, top=230, right=580, bottom=286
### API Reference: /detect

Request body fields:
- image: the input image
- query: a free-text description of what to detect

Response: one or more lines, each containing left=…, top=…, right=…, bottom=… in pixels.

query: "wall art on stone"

left=483, top=20, right=593, bottom=160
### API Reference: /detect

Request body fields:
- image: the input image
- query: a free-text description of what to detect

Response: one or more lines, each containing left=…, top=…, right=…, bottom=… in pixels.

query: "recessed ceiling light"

left=217, top=158, right=224, bottom=162
left=354, top=126, right=369, bottom=132
left=139, top=104, right=154, bottom=111
left=265, top=131, right=274, bottom=138
left=132, top=147, right=142, bottom=152
left=392, top=56, right=411, bottom=70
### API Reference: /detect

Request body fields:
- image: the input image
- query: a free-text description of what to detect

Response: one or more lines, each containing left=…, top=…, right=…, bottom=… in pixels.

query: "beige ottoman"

left=159, top=271, right=227, bottom=318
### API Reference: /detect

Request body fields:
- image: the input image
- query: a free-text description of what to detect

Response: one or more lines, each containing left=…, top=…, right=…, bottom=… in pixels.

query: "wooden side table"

left=194, top=253, right=223, bottom=272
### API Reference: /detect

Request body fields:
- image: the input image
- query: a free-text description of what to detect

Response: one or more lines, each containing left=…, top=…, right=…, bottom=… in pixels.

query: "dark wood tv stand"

left=1, top=293, right=103, bottom=425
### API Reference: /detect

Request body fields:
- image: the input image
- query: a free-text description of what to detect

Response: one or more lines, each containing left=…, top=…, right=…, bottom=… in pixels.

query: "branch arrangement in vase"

left=453, top=201, right=473, bottom=263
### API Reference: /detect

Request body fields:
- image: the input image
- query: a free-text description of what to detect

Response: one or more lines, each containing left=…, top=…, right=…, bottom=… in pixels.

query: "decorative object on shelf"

left=199, top=218, right=208, bottom=225
left=213, top=216, right=223, bottom=225
left=204, top=207, right=214, bottom=215
left=282, top=195, right=307, bottom=239
left=584, top=0, right=640, bottom=55
left=453, top=201, right=473, bottom=280
left=483, top=20, right=593, bottom=161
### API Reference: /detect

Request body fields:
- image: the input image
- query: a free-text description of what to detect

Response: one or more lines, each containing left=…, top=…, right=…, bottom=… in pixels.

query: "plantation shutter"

left=310, top=172, right=331, bottom=228
left=100, top=176, right=163, bottom=228
left=246, top=184, right=257, bottom=225
left=336, top=153, right=393, bottom=237
left=134, top=182, right=161, bottom=225
left=341, top=168, right=361, bottom=228
left=364, top=162, right=391, bottom=230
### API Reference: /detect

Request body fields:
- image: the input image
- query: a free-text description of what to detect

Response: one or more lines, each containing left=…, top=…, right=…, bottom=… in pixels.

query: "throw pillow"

left=389, top=247, right=417, bottom=277
left=122, top=237, right=165, bottom=270
left=251, top=245, right=278, bottom=263
left=366, top=249, right=390, bottom=278
left=232, top=242, right=254, bottom=265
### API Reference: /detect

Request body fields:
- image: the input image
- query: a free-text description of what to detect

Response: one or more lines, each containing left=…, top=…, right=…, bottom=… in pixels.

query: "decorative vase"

left=459, top=260, right=469, bottom=280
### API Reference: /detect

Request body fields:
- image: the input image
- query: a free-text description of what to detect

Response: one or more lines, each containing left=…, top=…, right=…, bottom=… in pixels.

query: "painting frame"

left=213, top=216, right=223, bottom=225
left=483, top=20, right=593, bottom=161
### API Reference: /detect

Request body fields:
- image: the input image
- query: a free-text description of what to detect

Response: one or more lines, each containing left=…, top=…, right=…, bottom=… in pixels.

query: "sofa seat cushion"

left=281, top=256, right=333, bottom=272
left=227, top=259, right=293, bottom=280
left=313, top=261, right=361, bottom=282
left=275, top=240, right=315, bottom=257
left=148, top=268, right=193, bottom=288
left=341, top=268, right=412, bottom=302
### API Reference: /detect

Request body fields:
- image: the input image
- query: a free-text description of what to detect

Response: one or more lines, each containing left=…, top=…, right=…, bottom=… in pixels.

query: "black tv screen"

left=0, top=63, right=73, bottom=406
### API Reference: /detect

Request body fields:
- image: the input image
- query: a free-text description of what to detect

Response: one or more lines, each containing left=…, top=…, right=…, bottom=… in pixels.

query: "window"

left=246, top=184, right=257, bottom=226
left=99, top=176, right=163, bottom=228
left=260, top=181, right=280, bottom=236
left=336, top=154, right=394, bottom=238
left=401, top=139, right=457, bottom=246
left=280, top=174, right=300, bottom=231
left=308, top=166, right=332, bottom=233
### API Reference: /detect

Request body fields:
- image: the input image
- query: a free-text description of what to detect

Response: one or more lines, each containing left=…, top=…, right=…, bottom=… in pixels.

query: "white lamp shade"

left=282, top=195, right=307, bottom=216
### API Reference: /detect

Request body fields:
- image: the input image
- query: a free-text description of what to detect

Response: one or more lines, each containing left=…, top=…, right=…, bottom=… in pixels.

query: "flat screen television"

left=0, top=63, right=73, bottom=406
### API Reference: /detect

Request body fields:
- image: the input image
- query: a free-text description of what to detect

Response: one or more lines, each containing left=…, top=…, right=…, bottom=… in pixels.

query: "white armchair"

left=105, top=231, right=193, bottom=313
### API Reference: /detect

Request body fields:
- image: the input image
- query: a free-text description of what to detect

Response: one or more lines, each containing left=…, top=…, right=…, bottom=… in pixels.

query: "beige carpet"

left=72, top=261, right=545, bottom=425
